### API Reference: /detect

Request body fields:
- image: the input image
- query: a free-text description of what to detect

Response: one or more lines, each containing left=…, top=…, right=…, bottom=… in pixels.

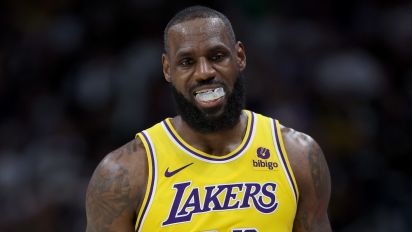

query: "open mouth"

left=194, top=87, right=226, bottom=102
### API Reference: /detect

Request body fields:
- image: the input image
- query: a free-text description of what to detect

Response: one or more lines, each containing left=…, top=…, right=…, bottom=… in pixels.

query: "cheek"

left=170, top=76, right=192, bottom=97
left=172, top=67, right=196, bottom=86
left=216, top=63, right=239, bottom=83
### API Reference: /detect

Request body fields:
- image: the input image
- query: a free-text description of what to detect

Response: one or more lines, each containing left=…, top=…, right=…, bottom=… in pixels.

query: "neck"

left=171, top=111, right=248, bottom=156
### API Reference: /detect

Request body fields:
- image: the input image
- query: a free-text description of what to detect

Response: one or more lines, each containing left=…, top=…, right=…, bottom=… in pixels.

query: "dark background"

left=1, top=0, right=411, bottom=231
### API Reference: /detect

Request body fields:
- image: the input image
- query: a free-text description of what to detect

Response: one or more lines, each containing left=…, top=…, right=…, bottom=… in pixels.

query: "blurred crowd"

left=0, top=0, right=411, bottom=231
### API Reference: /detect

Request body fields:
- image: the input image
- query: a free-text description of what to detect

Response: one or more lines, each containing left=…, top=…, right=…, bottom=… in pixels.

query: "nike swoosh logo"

left=165, top=163, right=194, bottom=177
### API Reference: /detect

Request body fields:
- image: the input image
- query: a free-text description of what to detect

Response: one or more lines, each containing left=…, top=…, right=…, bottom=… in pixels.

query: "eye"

left=210, top=52, right=226, bottom=62
left=179, top=58, right=194, bottom=66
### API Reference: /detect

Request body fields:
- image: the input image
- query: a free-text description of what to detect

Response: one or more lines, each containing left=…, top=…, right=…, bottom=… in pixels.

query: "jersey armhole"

left=272, top=119, right=300, bottom=203
left=135, top=132, right=157, bottom=232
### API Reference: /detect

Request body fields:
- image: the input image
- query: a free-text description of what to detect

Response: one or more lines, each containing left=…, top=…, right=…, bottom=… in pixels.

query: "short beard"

left=171, top=75, right=245, bottom=133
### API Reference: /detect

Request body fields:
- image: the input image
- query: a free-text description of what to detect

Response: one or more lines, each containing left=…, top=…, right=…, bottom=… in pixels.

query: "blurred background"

left=1, top=0, right=411, bottom=231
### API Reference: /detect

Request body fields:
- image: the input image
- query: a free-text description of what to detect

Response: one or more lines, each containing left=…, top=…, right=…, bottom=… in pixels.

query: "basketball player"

left=85, top=6, right=332, bottom=232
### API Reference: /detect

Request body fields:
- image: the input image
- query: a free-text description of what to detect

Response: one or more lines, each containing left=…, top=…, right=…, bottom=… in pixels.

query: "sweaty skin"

left=85, top=17, right=332, bottom=232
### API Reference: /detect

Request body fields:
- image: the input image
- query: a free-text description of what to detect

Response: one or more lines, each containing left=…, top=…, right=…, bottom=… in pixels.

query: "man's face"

left=162, top=17, right=246, bottom=130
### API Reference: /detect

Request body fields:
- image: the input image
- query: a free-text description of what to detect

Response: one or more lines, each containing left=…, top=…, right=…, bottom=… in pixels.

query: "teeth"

left=195, top=87, right=225, bottom=102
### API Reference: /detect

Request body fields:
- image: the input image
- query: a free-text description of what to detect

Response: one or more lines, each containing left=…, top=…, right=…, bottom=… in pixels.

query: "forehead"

left=167, top=17, right=232, bottom=54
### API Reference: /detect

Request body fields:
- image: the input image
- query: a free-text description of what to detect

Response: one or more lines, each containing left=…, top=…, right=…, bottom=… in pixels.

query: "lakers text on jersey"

left=135, top=110, right=299, bottom=232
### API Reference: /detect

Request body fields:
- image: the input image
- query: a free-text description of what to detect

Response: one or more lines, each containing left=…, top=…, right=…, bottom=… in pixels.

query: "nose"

left=194, top=57, right=216, bottom=81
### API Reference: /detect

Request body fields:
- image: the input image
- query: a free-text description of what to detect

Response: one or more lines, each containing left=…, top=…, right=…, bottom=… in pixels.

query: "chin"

left=202, top=106, right=225, bottom=118
left=196, top=99, right=227, bottom=117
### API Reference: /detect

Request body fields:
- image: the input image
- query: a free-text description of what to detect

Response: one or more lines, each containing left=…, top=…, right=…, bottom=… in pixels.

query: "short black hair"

left=163, top=5, right=236, bottom=53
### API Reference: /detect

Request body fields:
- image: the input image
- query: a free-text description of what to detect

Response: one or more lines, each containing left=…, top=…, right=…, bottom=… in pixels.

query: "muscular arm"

left=86, top=139, right=147, bottom=232
left=281, top=126, right=332, bottom=232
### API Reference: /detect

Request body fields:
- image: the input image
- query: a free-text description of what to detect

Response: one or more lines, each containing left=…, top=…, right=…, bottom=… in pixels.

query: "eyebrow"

left=175, top=44, right=231, bottom=59
left=175, top=50, right=194, bottom=59
left=208, top=44, right=230, bottom=53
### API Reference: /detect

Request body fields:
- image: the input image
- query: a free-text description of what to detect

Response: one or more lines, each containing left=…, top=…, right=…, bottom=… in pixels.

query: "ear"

left=162, top=53, right=171, bottom=82
left=235, top=41, right=246, bottom=72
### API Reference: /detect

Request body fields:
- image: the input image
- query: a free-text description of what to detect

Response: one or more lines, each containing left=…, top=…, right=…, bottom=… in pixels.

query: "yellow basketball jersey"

left=135, top=110, right=299, bottom=232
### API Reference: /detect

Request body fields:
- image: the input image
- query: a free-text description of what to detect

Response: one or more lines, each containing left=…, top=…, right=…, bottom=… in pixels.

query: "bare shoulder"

left=279, top=125, right=330, bottom=199
left=85, top=137, right=148, bottom=232
left=280, top=125, right=332, bottom=231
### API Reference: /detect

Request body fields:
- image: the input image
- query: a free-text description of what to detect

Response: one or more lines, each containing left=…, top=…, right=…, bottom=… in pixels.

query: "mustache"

left=189, top=79, right=227, bottom=93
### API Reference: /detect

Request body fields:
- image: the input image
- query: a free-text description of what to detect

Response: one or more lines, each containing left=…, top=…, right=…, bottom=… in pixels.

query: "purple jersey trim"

left=136, top=131, right=156, bottom=231
left=273, top=120, right=298, bottom=201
